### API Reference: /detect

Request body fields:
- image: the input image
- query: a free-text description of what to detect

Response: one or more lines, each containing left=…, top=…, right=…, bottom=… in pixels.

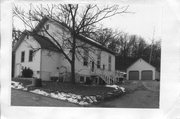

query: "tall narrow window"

left=83, top=50, right=88, bottom=66
left=108, top=55, right=111, bottom=71
left=46, top=24, right=49, bottom=30
left=21, top=51, right=25, bottom=62
left=29, top=50, right=33, bottom=62
left=27, top=34, right=29, bottom=39
left=97, top=53, right=101, bottom=68
left=80, top=76, right=84, bottom=83
left=103, top=64, right=105, bottom=70
left=91, top=61, right=94, bottom=72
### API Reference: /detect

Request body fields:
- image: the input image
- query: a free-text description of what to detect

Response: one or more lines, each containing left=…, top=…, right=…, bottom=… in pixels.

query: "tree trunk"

left=71, top=32, right=76, bottom=84
left=71, top=60, right=75, bottom=84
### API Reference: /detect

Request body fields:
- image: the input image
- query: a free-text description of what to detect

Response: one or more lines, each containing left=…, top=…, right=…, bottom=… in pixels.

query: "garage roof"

left=127, top=58, right=156, bottom=70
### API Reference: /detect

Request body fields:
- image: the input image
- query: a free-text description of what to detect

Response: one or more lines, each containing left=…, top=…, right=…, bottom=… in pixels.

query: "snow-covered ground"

left=11, top=81, right=125, bottom=105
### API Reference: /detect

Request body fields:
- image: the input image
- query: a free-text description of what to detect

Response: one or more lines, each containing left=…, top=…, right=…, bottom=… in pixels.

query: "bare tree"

left=85, top=26, right=121, bottom=53
left=117, top=33, right=135, bottom=58
left=13, top=4, right=129, bottom=83
left=12, top=28, right=22, bottom=47
left=92, top=27, right=118, bottom=44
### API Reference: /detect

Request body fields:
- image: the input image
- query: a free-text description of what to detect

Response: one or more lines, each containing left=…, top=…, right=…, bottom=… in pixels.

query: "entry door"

left=141, top=70, right=153, bottom=80
left=129, top=71, right=139, bottom=80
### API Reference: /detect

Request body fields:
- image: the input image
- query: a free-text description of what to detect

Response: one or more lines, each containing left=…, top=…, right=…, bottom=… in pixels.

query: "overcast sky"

left=99, top=4, right=163, bottom=42
left=13, top=0, right=180, bottom=43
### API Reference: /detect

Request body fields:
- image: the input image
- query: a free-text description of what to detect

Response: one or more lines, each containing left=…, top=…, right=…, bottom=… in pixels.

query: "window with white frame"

left=83, top=49, right=88, bottom=66
left=108, top=55, right=111, bottom=71
left=86, top=77, right=90, bottom=83
left=27, top=34, right=29, bottom=39
left=80, top=76, right=84, bottom=83
left=29, top=50, right=33, bottom=62
left=91, top=61, right=95, bottom=72
left=46, top=24, right=49, bottom=30
left=103, top=64, right=105, bottom=70
left=97, top=52, right=101, bottom=68
left=21, top=51, right=25, bottom=62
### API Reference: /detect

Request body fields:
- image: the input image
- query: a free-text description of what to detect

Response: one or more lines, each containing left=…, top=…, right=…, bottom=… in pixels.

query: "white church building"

left=12, top=16, right=124, bottom=85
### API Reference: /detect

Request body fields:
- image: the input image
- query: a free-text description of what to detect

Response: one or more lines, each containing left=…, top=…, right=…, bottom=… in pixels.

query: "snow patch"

left=119, top=87, right=125, bottom=92
left=106, top=84, right=125, bottom=92
left=11, top=81, right=25, bottom=89
left=11, top=81, right=96, bottom=105
left=30, top=89, right=97, bottom=105
left=11, top=81, right=125, bottom=106
left=30, top=89, right=49, bottom=96
left=79, top=101, right=89, bottom=105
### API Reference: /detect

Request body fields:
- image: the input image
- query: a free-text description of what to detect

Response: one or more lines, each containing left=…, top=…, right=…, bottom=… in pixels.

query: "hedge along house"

left=12, top=16, right=122, bottom=84
left=126, top=58, right=160, bottom=80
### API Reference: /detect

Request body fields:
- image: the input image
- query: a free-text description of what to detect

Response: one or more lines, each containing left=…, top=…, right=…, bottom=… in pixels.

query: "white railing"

left=89, top=68, right=125, bottom=84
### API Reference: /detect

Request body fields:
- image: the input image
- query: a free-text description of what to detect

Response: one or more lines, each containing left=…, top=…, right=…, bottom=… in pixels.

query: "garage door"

left=141, top=70, right=153, bottom=80
left=129, top=71, right=139, bottom=80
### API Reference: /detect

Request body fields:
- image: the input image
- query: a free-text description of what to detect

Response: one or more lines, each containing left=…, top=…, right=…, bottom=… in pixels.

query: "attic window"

left=27, top=34, right=29, bottom=39
left=46, top=24, right=49, bottom=30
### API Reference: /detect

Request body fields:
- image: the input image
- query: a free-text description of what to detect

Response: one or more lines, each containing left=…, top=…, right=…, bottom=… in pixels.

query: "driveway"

left=11, top=89, right=79, bottom=107
left=92, top=81, right=160, bottom=108
left=93, top=90, right=159, bottom=108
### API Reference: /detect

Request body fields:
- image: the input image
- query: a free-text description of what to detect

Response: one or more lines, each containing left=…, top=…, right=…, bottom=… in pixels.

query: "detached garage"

left=127, top=58, right=160, bottom=80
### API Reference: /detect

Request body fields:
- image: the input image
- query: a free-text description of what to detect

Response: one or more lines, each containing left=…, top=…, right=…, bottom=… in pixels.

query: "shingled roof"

left=32, top=34, right=60, bottom=51
left=34, top=16, right=116, bottom=55
left=13, top=16, right=115, bottom=55
left=12, top=31, right=60, bottom=52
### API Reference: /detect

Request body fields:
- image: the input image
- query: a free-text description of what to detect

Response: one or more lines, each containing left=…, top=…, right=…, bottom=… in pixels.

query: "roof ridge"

left=14, top=16, right=115, bottom=55
left=41, top=17, right=116, bottom=55
left=127, top=58, right=156, bottom=70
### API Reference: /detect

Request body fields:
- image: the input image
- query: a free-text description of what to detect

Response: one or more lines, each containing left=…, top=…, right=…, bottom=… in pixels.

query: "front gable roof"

left=13, top=31, right=60, bottom=52
left=127, top=58, right=156, bottom=70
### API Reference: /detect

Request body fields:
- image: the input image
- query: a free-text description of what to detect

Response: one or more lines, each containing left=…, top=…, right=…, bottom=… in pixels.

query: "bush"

left=22, top=67, right=33, bottom=78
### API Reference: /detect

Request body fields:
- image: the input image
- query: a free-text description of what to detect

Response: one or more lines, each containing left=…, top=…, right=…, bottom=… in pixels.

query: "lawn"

left=12, top=78, right=114, bottom=96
